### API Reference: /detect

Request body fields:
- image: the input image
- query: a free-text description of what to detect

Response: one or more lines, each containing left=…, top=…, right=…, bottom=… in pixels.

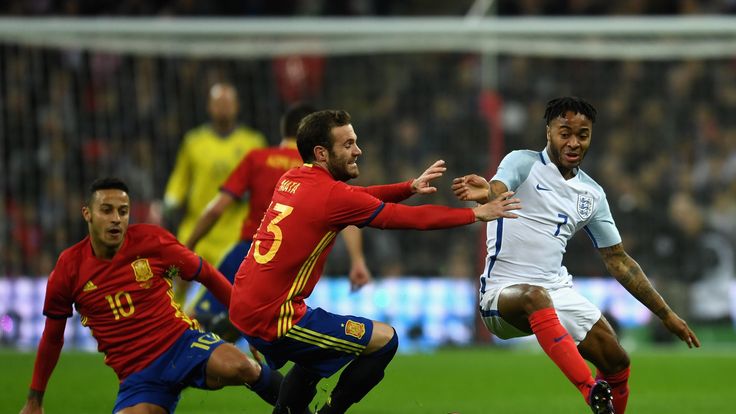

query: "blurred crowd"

left=2, top=0, right=736, bottom=16
left=2, top=2, right=736, bottom=325
left=497, top=58, right=736, bottom=325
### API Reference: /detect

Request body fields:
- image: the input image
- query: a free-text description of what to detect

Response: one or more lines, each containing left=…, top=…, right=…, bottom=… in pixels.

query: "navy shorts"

left=193, top=240, right=251, bottom=317
left=112, top=329, right=224, bottom=413
left=244, top=307, right=373, bottom=378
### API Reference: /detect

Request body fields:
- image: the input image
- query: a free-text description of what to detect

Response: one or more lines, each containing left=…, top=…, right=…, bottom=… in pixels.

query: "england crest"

left=577, top=195, right=594, bottom=219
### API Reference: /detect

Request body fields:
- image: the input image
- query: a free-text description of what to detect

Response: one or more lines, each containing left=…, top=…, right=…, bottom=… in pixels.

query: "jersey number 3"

left=254, top=202, right=294, bottom=264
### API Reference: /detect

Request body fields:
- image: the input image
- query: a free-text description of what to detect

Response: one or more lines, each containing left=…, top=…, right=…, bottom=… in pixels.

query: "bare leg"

left=206, top=342, right=285, bottom=407
left=579, top=316, right=631, bottom=413
left=205, top=342, right=261, bottom=388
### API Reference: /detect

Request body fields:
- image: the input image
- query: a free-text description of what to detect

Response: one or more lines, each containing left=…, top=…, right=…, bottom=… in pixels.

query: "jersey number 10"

left=105, top=291, right=135, bottom=320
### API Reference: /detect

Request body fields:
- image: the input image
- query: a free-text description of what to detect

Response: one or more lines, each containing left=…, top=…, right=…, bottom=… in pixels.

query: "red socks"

left=529, top=307, right=595, bottom=401
left=598, top=366, right=630, bottom=413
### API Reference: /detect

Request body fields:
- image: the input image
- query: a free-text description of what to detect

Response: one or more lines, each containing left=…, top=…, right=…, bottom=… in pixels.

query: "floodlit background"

left=1, top=1, right=736, bottom=412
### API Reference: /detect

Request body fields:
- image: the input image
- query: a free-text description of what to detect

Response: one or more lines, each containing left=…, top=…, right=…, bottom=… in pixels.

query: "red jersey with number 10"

left=43, top=224, right=204, bottom=380
left=230, top=164, right=475, bottom=341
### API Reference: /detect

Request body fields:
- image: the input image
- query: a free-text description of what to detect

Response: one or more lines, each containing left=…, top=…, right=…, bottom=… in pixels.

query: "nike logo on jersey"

left=536, top=183, right=552, bottom=191
left=83, top=280, right=98, bottom=292
left=553, top=333, right=569, bottom=343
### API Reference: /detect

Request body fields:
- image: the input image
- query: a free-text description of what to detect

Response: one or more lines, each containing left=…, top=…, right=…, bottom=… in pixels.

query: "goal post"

left=2, top=16, right=736, bottom=58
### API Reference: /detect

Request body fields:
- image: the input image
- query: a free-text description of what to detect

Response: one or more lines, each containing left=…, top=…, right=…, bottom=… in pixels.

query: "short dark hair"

left=544, top=97, right=597, bottom=125
left=86, top=177, right=129, bottom=206
left=281, top=102, right=316, bottom=138
left=297, top=110, right=352, bottom=163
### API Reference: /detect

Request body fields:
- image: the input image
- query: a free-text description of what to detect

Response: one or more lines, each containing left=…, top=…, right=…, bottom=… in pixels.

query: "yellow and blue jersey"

left=164, top=124, right=266, bottom=266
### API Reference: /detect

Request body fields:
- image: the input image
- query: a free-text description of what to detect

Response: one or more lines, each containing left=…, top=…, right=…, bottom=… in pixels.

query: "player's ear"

left=546, top=125, right=551, bottom=141
left=82, top=205, right=92, bottom=222
left=314, top=145, right=328, bottom=162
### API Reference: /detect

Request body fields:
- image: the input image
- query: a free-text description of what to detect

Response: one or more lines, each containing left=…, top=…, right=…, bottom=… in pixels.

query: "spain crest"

left=345, top=320, right=366, bottom=340
left=131, top=258, right=154, bottom=288
left=577, top=194, right=594, bottom=220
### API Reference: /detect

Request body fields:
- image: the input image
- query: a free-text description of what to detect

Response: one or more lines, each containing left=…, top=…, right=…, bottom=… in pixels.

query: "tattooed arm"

left=599, top=243, right=700, bottom=348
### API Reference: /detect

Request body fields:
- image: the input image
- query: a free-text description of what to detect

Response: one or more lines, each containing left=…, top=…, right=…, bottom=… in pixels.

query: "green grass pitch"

left=2, top=347, right=732, bottom=413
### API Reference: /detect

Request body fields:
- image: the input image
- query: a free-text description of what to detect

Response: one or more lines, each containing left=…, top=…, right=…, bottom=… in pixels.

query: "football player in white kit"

left=452, top=97, right=700, bottom=414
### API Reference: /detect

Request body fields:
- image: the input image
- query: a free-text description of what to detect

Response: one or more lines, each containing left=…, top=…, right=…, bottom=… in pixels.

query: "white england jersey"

left=480, top=149, right=621, bottom=293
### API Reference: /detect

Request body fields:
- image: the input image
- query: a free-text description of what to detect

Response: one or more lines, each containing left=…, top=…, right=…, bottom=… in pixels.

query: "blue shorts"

left=112, top=329, right=225, bottom=413
left=244, top=307, right=373, bottom=378
left=193, top=240, right=251, bottom=317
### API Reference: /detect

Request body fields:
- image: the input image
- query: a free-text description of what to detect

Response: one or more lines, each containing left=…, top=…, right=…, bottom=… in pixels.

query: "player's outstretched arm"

left=471, top=191, right=521, bottom=222
left=20, top=318, right=67, bottom=414
left=195, top=259, right=233, bottom=308
left=599, top=243, right=701, bottom=348
left=410, top=159, right=447, bottom=195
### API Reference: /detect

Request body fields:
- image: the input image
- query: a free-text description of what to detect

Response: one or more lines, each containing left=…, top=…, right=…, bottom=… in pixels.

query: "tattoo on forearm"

left=603, top=247, right=668, bottom=316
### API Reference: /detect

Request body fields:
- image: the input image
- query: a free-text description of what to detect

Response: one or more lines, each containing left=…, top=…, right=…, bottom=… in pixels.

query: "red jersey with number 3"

left=221, top=144, right=302, bottom=241
left=43, top=224, right=204, bottom=380
left=230, top=163, right=475, bottom=341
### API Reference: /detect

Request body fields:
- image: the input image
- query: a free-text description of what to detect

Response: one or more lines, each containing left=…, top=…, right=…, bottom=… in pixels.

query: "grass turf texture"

left=2, top=346, right=732, bottom=413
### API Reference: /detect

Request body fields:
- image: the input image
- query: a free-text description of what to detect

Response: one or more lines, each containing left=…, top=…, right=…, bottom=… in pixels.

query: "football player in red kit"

left=229, top=109, right=522, bottom=414
left=20, top=177, right=286, bottom=414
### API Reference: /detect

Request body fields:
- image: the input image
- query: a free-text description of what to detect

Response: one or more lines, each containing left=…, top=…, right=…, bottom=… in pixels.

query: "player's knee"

left=520, top=285, right=553, bottom=314
left=375, top=327, right=398, bottom=358
left=610, top=351, right=630, bottom=373
left=381, top=329, right=398, bottom=357
left=233, top=357, right=262, bottom=384
left=597, top=347, right=630, bottom=374
left=366, top=322, right=397, bottom=355
left=211, top=347, right=262, bottom=386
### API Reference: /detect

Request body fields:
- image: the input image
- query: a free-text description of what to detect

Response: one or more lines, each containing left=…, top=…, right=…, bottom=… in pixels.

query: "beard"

left=549, top=144, right=584, bottom=170
left=327, top=153, right=359, bottom=182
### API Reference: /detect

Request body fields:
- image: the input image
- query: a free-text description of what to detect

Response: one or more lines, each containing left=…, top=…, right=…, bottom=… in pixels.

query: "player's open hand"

left=472, top=191, right=521, bottom=222
left=452, top=174, right=491, bottom=203
left=662, top=312, right=701, bottom=349
left=411, top=160, right=447, bottom=195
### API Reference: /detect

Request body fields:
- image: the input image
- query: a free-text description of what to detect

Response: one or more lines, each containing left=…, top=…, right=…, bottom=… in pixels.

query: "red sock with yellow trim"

left=530, top=307, right=595, bottom=401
